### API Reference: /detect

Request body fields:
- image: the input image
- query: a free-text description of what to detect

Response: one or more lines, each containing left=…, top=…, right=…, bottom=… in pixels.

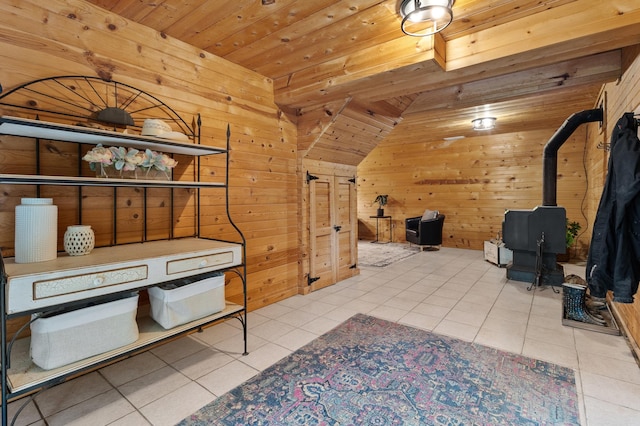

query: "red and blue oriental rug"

left=179, top=314, right=579, bottom=425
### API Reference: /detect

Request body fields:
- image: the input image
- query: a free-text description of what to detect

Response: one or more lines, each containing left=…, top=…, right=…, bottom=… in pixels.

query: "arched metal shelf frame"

left=0, top=75, right=196, bottom=137
left=0, top=76, right=248, bottom=426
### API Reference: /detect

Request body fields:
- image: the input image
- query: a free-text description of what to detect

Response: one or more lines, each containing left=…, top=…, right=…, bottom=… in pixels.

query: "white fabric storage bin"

left=148, top=272, right=225, bottom=329
left=30, top=293, right=139, bottom=370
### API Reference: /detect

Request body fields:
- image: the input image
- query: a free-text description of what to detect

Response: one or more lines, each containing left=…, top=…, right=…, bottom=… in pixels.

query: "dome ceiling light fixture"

left=399, top=0, right=455, bottom=37
left=472, top=117, right=497, bottom=131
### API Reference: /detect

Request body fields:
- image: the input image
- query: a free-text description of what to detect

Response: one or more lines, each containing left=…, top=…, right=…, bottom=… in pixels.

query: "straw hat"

left=141, top=119, right=189, bottom=141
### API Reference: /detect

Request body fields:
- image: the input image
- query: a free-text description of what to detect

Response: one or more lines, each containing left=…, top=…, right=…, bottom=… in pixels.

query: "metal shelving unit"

left=0, top=76, right=247, bottom=425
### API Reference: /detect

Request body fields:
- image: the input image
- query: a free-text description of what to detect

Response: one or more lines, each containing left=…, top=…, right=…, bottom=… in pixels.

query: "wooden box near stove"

left=484, top=240, right=513, bottom=267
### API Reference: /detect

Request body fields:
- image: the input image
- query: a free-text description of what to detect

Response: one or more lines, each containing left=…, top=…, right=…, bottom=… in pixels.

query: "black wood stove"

left=502, top=108, right=603, bottom=287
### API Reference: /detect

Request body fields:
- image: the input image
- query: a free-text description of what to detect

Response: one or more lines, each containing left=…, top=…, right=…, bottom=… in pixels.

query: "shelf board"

left=0, top=173, right=225, bottom=188
left=7, top=303, right=245, bottom=395
left=0, top=116, right=225, bottom=156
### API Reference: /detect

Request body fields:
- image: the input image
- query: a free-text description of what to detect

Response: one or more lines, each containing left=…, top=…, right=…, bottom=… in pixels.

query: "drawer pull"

left=198, top=259, right=208, bottom=268
left=93, top=276, right=105, bottom=286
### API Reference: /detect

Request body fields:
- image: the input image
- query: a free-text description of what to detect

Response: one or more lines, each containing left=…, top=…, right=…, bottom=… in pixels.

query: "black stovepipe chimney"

left=542, top=108, right=603, bottom=206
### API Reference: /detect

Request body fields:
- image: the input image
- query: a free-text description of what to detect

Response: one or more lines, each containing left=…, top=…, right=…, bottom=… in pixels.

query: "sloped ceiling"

left=87, top=0, right=640, bottom=165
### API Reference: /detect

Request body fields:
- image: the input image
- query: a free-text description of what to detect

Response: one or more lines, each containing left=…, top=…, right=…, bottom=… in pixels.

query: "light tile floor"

left=7, top=247, right=640, bottom=425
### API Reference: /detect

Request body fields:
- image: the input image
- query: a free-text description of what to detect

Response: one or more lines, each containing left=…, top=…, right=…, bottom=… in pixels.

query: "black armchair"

left=405, top=214, right=445, bottom=250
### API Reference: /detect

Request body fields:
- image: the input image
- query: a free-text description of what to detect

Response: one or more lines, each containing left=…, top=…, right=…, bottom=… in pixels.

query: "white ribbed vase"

left=63, top=225, right=95, bottom=256
left=15, top=198, right=58, bottom=263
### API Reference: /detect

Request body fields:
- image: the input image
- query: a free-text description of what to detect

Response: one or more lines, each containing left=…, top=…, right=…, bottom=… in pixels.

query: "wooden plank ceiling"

left=87, top=0, right=640, bottom=165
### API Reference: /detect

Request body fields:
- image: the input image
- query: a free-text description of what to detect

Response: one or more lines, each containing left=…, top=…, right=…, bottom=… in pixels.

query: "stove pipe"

left=542, top=108, right=603, bottom=206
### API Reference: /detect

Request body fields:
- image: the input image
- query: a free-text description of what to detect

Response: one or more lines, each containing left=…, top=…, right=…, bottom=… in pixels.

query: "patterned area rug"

left=179, top=314, right=580, bottom=426
left=357, top=241, right=420, bottom=267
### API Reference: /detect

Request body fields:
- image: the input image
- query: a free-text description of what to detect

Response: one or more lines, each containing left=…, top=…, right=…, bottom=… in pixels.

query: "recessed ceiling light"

left=472, top=117, right=496, bottom=131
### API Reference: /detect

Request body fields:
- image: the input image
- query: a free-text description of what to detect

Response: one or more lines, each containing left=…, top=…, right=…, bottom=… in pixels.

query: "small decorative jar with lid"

left=63, top=225, right=95, bottom=256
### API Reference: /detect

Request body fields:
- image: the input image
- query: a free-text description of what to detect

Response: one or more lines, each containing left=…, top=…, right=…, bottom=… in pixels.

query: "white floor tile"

left=342, top=298, right=379, bottom=314
left=302, top=300, right=340, bottom=316
left=431, top=287, right=465, bottom=300
left=369, top=286, right=404, bottom=298
left=525, top=322, right=575, bottom=348
left=522, top=338, right=579, bottom=369
left=9, top=248, right=638, bottom=426
left=384, top=295, right=422, bottom=311
left=118, top=365, right=191, bottom=408
left=580, top=371, right=640, bottom=410
left=322, top=306, right=360, bottom=322
left=277, top=294, right=313, bottom=310
left=574, top=329, right=636, bottom=362
left=444, top=308, right=487, bottom=327
left=369, top=305, right=409, bottom=322
left=249, top=318, right=296, bottom=342
left=358, top=291, right=393, bottom=304
left=172, top=348, right=236, bottom=380
left=193, top=321, right=243, bottom=346
left=100, top=351, right=167, bottom=387
left=254, top=303, right=294, bottom=319
left=423, top=294, right=459, bottom=309
left=275, top=308, right=320, bottom=328
left=474, top=327, right=524, bottom=354
left=433, top=319, right=480, bottom=341
left=239, top=342, right=292, bottom=371
left=34, top=372, right=113, bottom=417
left=196, top=359, right=259, bottom=397
left=481, top=316, right=528, bottom=335
left=138, top=382, right=214, bottom=426
left=583, top=395, right=640, bottom=426
left=109, top=411, right=152, bottom=425
left=6, top=399, right=43, bottom=426
left=487, top=305, right=530, bottom=324
left=318, top=293, right=352, bottom=306
left=212, top=329, right=265, bottom=356
left=274, top=327, right=319, bottom=351
left=578, top=352, right=640, bottom=384
left=300, top=316, right=342, bottom=335
left=149, top=335, right=209, bottom=365
left=45, top=389, right=135, bottom=426
left=411, top=302, right=451, bottom=319
left=399, top=311, right=443, bottom=331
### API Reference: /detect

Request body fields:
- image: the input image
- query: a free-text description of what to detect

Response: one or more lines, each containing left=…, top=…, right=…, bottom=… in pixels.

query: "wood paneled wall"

left=358, top=127, right=590, bottom=256
left=592, top=46, right=640, bottom=359
left=0, top=0, right=300, bottom=338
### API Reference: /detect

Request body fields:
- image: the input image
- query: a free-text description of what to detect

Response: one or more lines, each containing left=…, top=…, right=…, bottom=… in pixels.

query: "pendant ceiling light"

left=400, top=0, right=455, bottom=37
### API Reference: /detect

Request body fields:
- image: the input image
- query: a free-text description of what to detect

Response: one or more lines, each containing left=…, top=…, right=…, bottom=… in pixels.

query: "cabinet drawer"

left=166, top=251, right=235, bottom=275
left=33, top=265, right=148, bottom=300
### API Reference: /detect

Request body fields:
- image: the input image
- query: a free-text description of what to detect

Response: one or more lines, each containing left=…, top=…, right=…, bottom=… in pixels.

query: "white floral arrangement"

left=83, top=144, right=178, bottom=179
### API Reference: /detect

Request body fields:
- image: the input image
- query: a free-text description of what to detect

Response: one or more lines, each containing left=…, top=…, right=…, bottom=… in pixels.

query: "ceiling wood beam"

left=405, top=51, right=621, bottom=115
left=444, top=0, right=576, bottom=39
left=274, top=0, right=640, bottom=109
left=275, top=34, right=444, bottom=107
left=446, top=0, right=640, bottom=71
